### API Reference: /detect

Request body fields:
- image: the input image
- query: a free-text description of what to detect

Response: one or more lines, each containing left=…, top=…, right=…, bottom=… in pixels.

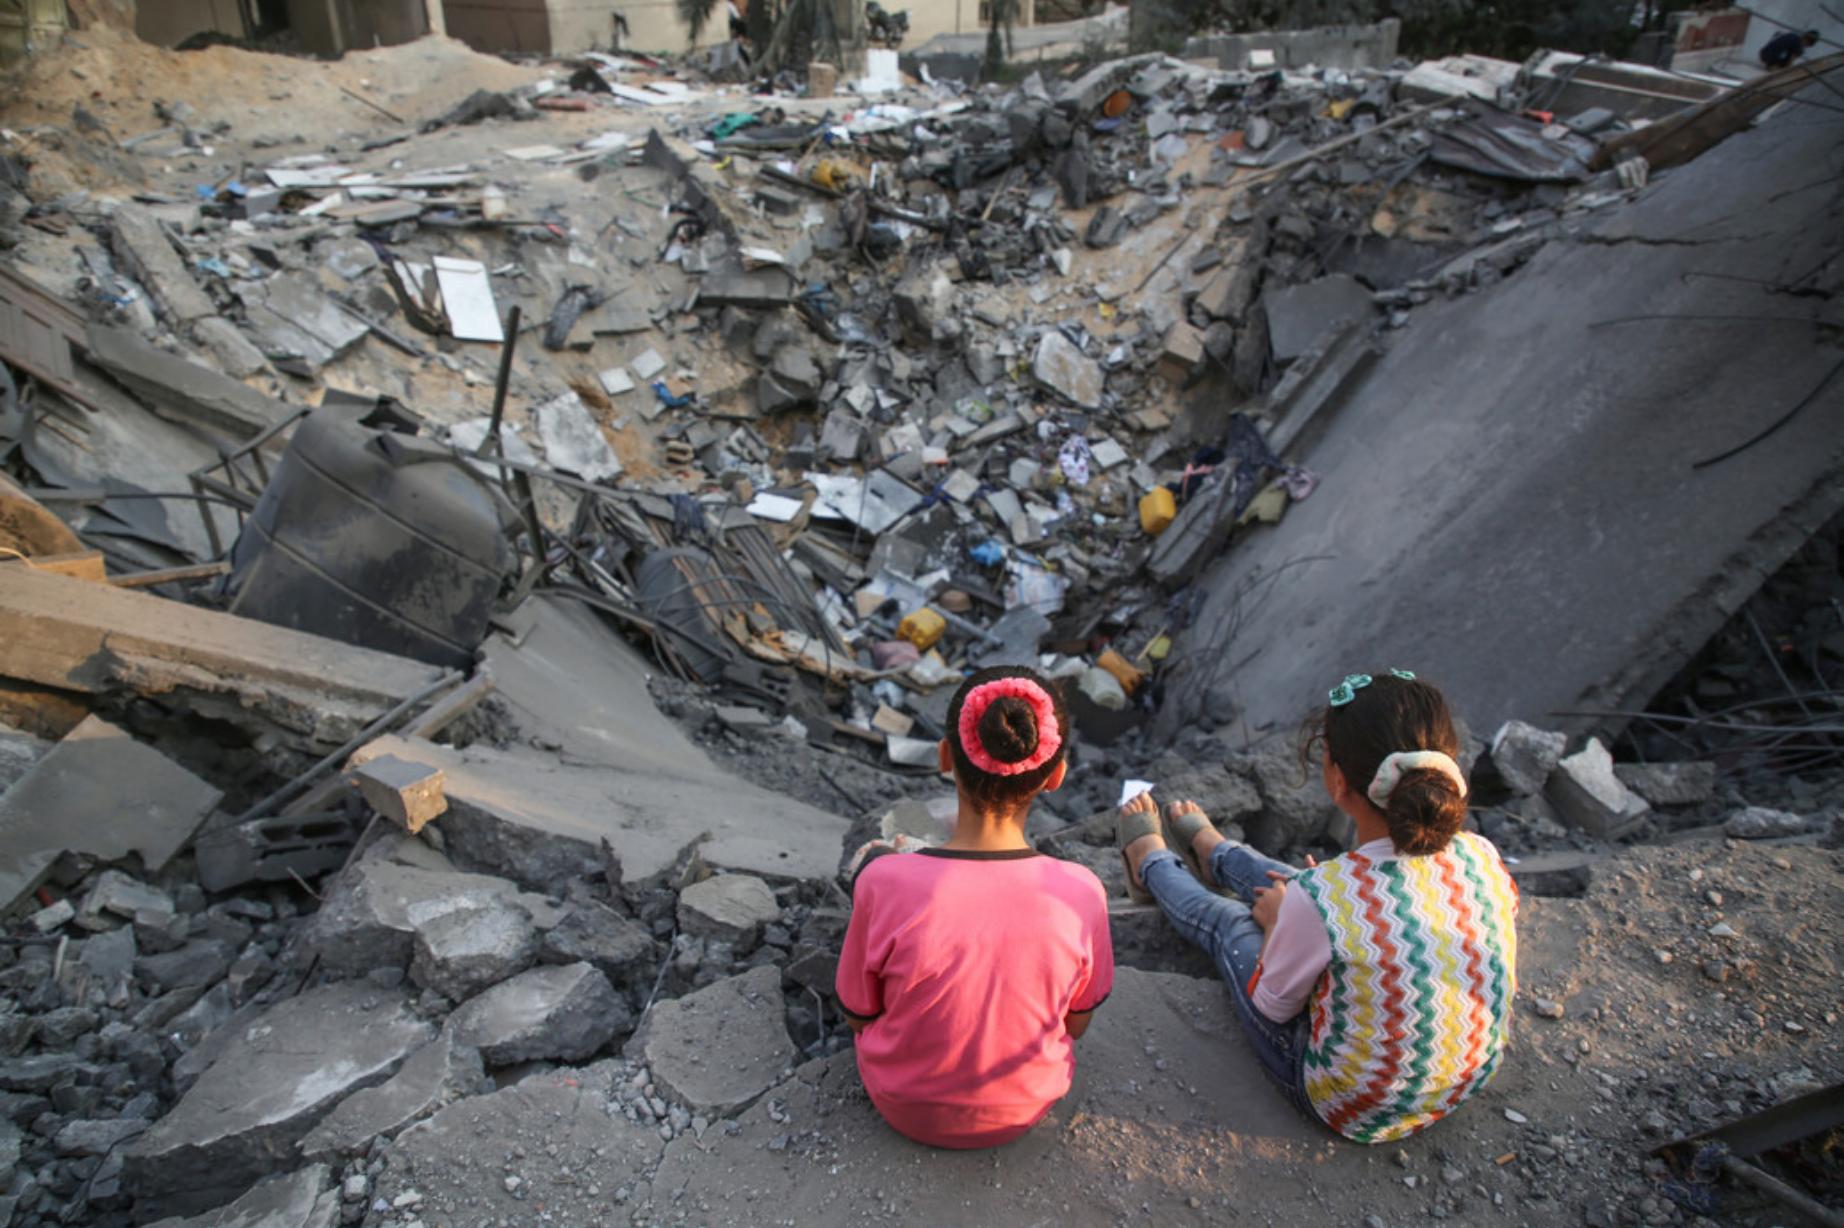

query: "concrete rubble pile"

left=0, top=21, right=1840, bottom=1228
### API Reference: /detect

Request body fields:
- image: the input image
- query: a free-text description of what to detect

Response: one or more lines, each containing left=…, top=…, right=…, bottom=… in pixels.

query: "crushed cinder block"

left=353, top=753, right=448, bottom=834
left=1613, top=761, right=1717, bottom=807
left=1546, top=738, right=1650, bottom=840
left=1490, top=720, right=1569, bottom=797
left=678, top=874, right=779, bottom=951
left=627, top=965, right=793, bottom=1116
left=715, top=706, right=777, bottom=737
left=193, top=810, right=367, bottom=893
left=451, top=962, right=629, bottom=1064
left=1032, top=330, right=1103, bottom=409
left=73, top=871, right=175, bottom=932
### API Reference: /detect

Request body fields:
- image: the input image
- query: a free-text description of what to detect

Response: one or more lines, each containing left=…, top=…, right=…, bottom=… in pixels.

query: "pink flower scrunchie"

left=957, top=677, right=1062, bottom=776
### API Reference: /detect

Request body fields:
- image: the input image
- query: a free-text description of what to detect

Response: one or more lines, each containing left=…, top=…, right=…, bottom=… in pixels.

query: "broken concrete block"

left=107, top=202, right=216, bottom=327
left=1193, top=243, right=1259, bottom=323
left=300, top=1026, right=484, bottom=1164
left=137, top=1164, right=336, bottom=1228
left=194, top=810, right=366, bottom=893
left=1263, top=274, right=1374, bottom=363
left=354, top=754, right=448, bottom=834
left=1613, top=761, right=1717, bottom=807
left=628, top=965, right=793, bottom=1117
left=1009, top=457, right=1041, bottom=488
left=1033, top=330, right=1103, bottom=410
left=630, top=348, right=666, bottom=380
left=534, top=390, right=623, bottom=483
left=0, top=715, right=221, bottom=917
left=940, top=468, right=980, bottom=503
left=817, top=410, right=866, bottom=463
left=1159, top=321, right=1205, bottom=383
left=239, top=273, right=370, bottom=373
left=122, top=982, right=433, bottom=1216
left=1546, top=738, right=1650, bottom=840
left=1490, top=720, right=1569, bottom=797
left=408, top=891, right=542, bottom=1002
left=296, top=833, right=566, bottom=979
left=135, top=939, right=235, bottom=994
left=678, top=874, right=779, bottom=951
left=599, top=366, right=636, bottom=396
left=1722, top=807, right=1809, bottom=840
left=452, top=962, right=629, bottom=1066
left=74, top=871, right=175, bottom=933
left=540, top=900, right=658, bottom=987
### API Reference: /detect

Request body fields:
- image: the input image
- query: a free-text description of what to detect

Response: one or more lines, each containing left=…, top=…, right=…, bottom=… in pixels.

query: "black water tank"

left=224, top=402, right=519, bottom=668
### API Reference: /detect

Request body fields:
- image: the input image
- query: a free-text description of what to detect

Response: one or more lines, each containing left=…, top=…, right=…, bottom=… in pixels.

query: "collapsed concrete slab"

left=0, top=569, right=454, bottom=752
left=1166, top=80, right=1844, bottom=745
left=0, top=715, right=220, bottom=916
left=678, top=874, right=779, bottom=951
left=122, top=982, right=434, bottom=1217
left=628, top=965, right=794, bottom=1117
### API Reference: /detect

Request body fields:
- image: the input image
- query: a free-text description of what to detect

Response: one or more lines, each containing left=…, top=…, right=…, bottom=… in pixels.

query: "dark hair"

left=1300, top=673, right=1466, bottom=856
left=945, top=664, right=1070, bottom=809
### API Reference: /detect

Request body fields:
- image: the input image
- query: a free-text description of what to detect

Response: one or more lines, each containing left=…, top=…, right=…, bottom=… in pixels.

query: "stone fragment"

left=1032, top=330, right=1103, bottom=409
left=352, top=753, right=448, bottom=834
left=300, top=1027, right=484, bottom=1162
left=55, top=1115, right=150, bottom=1156
left=136, top=939, right=236, bottom=994
left=678, top=875, right=779, bottom=952
left=294, top=833, right=566, bottom=978
left=628, top=965, right=793, bottom=1116
left=1546, top=738, right=1650, bottom=840
left=408, top=891, right=541, bottom=1002
left=539, top=901, right=658, bottom=988
left=533, top=390, right=622, bottom=483
left=1613, top=761, right=1717, bottom=807
left=122, top=984, right=431, bottom=1216
left=137, top=1164, right=336, bottom=1228
left=1159, top=322, right=1205, bottom=383
left=452, top=962, right=628, bottom=1065
left=1490, top=720, right=1568, bottom=796
left=1723, top=807, right=1808, bottom=839
left=0, top=1053, right=95, bottom=1092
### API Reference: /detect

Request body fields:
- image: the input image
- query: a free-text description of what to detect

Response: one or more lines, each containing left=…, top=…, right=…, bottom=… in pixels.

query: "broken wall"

left=444, top=0, right=648, bottom=53
left=1184, top=17, right=1400, bottom=71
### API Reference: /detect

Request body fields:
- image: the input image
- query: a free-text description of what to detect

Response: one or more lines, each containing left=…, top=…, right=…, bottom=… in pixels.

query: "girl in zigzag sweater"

left=1119, top=669, right=1518, bottom=1143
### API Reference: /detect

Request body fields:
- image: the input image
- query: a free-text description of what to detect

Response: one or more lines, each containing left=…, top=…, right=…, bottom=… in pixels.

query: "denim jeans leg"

left=1143, top=851, right=1316, bottom=1118
left=1207, top=840, right=1301, bottom=902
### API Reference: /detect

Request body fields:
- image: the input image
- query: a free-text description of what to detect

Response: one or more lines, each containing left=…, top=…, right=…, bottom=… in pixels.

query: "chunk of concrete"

left=1033, top=330, right=1104, bottom=409
left=1722, top=806, right=1809, bottom=839
left=122, top=982, right=433, bottom=1216
left=352, top=753, right=448, bottom=835
left=1490, top=720, right=1569, bottom=797
left=628, top=964, right=793, bottom=1117
left=533, top=390, right=622, bottom=484
left=677, top=875, right=779, bottom=951
left=1613, top=760, right=1717, bottom=807
left=107, top=202, right=216, bottom=327
left=1263, top=274, right=1374, bottom=363
left=1546, top=737, right=1650, bottom=840
left=299, top=1027, right=484, bottom=1162
left=0, top=715, right=220, bottom=918
left=74, top=870, right=176, bottom=932
left=294, top=831, right=567, bottom=979
left=539, top=901, right=658, bottom=987
left=136, top=939, right=236, bottom=994
left=83, top=324, right=296, bottom=440
left=408, top=890, right=542, bottom=1002
left=238, top=273, right=370, bottom=373
left=139, top=1164, right=337, bottom=1228
left=452, top=962, right=629, bottom=1066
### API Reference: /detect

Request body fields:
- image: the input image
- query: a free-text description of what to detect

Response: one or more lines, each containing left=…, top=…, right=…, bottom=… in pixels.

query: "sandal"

left=1163, top=800, right=1219, bottom=885
left=1116, top=793, right=1163, bottom=904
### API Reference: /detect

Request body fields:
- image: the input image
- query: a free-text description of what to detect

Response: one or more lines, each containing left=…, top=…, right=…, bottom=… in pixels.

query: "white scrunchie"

left=1367, top=750, right=1469, bottom=809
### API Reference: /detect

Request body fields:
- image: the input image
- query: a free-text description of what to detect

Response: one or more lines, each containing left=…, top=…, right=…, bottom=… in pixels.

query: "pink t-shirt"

left=836, top=848, right=1113, bottom=1149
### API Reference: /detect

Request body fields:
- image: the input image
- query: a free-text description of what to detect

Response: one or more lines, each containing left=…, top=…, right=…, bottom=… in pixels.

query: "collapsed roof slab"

left=1161, top=68, right=1844, bottom=745
left=0, top=568, right=454, bottom=751
left=351, top=595, right=852, bottom=889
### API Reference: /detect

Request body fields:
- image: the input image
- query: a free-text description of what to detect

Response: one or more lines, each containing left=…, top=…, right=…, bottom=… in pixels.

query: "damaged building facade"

left=0, top=8, right=1841, bottom=1228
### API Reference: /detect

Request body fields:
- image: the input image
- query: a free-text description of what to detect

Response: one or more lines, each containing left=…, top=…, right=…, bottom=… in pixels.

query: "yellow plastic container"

left=1139, top=487, right=1176, bottom=536
left=897, top=607, right=945, bottom=651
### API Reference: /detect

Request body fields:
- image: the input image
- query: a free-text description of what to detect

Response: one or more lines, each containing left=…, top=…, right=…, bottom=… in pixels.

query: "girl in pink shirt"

left=836, top=665, right=1114, bottom=1149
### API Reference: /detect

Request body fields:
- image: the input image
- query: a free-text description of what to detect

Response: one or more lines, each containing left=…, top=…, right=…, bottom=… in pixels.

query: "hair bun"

left=978, top=696, right=1039, bottom=764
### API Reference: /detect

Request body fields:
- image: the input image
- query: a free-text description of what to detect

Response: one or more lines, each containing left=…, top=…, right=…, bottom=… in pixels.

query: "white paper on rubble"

left=432, top=256, right=503, bottom=342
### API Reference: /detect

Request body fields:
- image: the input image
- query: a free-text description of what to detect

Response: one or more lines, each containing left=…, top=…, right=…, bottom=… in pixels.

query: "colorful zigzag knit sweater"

left=1292, top=830, right=1519, bottom=1144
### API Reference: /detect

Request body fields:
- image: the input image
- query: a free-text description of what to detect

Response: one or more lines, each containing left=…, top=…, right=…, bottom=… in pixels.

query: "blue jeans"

left=1140, top=843, right=1316, bottom=1120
